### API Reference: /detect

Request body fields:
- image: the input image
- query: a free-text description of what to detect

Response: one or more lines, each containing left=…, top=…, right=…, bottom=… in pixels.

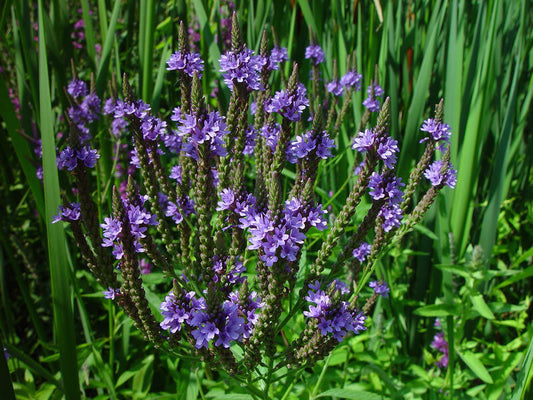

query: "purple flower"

left=166, top=201, right=184, bottom=224
left=140, top=259, right=152, bottom=274
left=352, top=129, right=378, bottom=153
left=100, top=195, right=157, bottom=259
left=368, top=173, right=404, bottom=203
left=166, top=51, right=205, bottom=78
left=369, top=281, right=389, bottom=298
left=52, top=202, right=81, bottom=223
left=377, top=137, right=399, bottom=169
left=379, top=203, right=403, bottom=232
left=101, top=217, right=122, bottom=243
left=363, top=83, right=384, bottom=112
left=304, top=281, right=367, bottom=342
left=424, top=160, right=457, bottom=188
left=266, top=83, right=309, bottom=121
left=326, top=80, right=344, bottom=96
left=267, top=47, right=289, bottom=70
left=77, top=146, right=100, bottom=168
left=162, top=289, right=252, bottom=350
left=286, top=131, right=316, bottom=163
left=57, top=146, right=78, bottom=171
left=368, top=173, right=386, bottom=200
left=260, top=123, right=281, bottom=151
left=316, top=132, right=336, bottom=159
left=177, top=111, right=229, bottom=159
left=352, top=129, right=399, bottom=169
left=420, top=119, right=451, bottom=148
left=244, top=126, right=257, bottom=155
left=217, top=188, right=236, bottom=211
left=160, top=290, right=203, bottom=334
left=340, top=71, right=362, bottom=91
left=192, top=322, right=219, bottom=349
left=141, top=115, right=167, bottom=141
left=353, top=242, right=371, bottom=262
left=305, top=44, right=325, bottom=65
left=431, top=331, right=449, bottom=368
left=103, top=287, right=120, bottom=300
left=306, top=205, right=328, bottom=231
left=67, top=79, right=88, bottom=98
left=219, top=48, right=266, bottom=91
left=169, top=165, right=182, bottom=182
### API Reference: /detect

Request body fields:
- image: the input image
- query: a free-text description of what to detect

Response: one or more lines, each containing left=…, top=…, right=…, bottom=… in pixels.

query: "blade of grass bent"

left=38, top=1, right=81, bottom=399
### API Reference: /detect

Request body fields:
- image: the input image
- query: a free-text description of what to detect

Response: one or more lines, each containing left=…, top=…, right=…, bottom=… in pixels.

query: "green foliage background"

left=1, top=0, right=532, bottom=399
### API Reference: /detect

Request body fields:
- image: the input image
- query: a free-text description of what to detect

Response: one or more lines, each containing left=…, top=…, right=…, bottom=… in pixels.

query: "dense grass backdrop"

left=1, top=0, right=533, bottom=399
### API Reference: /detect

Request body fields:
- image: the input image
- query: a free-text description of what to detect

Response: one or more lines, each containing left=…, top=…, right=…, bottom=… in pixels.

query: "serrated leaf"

left=458, top=351, right=493, bottom=384
left=316, top=389, right=387, bottom=399
left=470, top=295, right=495, bottom=320
left=414, top=303, right=460, bottom=317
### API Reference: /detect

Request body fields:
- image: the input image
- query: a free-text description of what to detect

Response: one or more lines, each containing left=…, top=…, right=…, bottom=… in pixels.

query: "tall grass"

left=38, top=0, right=80, bottom=398
left=1, top=0, right=532, bottom=397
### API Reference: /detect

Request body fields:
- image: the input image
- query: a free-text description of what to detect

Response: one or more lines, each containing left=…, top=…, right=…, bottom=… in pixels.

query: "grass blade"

left=151, top=38, right=171, bottom=113
left=95, top=0, right=121, bottom=95
left=141, top=0, right=155, bottom=102
left=479, top=49, right=521, bottom=257
left=512, top=333, right=533, bottom=400
left=397, top=0, right=444, bottom=177
left=38, top=1, right=81, bottom=398
left=450, top=0, right=499, bottom=257
left=80, top=0, right=97, bottom=69
left=0, top=337, right=16, bottom=400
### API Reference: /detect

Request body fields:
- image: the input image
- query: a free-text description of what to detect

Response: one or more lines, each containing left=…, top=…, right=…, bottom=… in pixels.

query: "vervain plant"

left=50, top=14, right=456, bottom=397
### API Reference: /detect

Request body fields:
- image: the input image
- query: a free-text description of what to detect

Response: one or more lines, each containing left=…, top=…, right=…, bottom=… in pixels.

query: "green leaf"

left=316, top=389, right=387, bottom=399
left=497, top=264, right=533, bottom=289
left=132, top=355, right=154, bottom=394
left=457, top=351, right=494, bottom=384
left=511, top=331, right=533, bottom=400
left=470, top=294, right=495, bottom=320
left=413, top=224, right=438, bottom=241
left=95, top=0, right=121, bottom=95
left=38, top=1, right=80, bottom=399
left=205, top=395, right=254, bottom=400
left=413, top=303, right=460, bottom=317
left=434, top=264, right=471, bottom=279
left=296, top=0, right=319, bottom=36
